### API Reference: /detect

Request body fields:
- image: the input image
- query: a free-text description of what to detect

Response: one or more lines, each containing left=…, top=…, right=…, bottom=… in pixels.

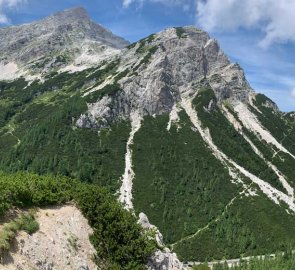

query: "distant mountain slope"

left=0, top=7, right=129, bottom=79
left=0, top=8, right=295, bottom=266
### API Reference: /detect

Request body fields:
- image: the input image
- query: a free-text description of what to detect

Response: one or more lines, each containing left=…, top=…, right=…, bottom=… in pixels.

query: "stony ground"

left=0, top=204, right=98, bottom=270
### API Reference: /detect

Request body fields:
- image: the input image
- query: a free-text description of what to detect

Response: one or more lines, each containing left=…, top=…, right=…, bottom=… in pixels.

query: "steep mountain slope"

left=0, top=8, right=295, bottom=265
left=0, top=7, right=128, bottom=79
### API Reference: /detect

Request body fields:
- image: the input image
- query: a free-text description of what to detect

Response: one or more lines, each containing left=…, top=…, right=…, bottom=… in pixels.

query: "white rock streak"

left=0, top=62, right=19, bottom=80
left=119, top=111, right=142, bottom=209
left=181, top=94, right=295, bottom=212
left=0, top=62, right=40, bottom=82
left=223, top=106, right=294, bottom=198
left=60, top=44, right=120, bottom=74
left=234, top=102, right=295, bottom=160
left=167, top=104, right=181, bottom=131
left=82, top=76, right=114, bottom=97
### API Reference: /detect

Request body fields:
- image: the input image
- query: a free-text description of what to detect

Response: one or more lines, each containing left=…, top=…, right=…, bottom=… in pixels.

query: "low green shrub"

left=174, top=27, right=186, bottom=38
left=0, top=172, right=156, bottom=269
left=0, top=212, right=39, bottom=255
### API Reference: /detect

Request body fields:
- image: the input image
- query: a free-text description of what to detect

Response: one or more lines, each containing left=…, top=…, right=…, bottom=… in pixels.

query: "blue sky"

left=1, top=0, right=295, bottom=111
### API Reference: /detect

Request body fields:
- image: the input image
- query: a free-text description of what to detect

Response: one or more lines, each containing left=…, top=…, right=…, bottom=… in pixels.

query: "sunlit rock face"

left=77, top=26, right=253, bottom=129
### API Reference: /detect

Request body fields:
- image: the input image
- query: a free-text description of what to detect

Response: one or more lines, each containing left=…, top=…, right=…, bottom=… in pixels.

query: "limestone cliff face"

left=139, top=213, right=184, bottom=270
left=0, top=7, right=255, bottom=127
left=77, top=26, right=254, bottom=129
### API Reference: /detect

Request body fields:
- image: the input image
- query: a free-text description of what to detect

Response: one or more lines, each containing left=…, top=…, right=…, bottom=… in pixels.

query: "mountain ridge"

left=0, top=7, right=129, bottom=80
left=77, top=26, right=255, bottom=131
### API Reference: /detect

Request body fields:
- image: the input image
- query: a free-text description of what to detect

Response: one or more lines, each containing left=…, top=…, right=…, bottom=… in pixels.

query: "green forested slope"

left=132, top=111, right=238, bottom=244
left=1, top=66, right=295, bottom=264
left=0, top=65, right=129, bottom=193
left=252, top=94, right=295, bottom=157
left=175, top=192, right=295, bottom=261
left=194, top=88, right=284, bottom=192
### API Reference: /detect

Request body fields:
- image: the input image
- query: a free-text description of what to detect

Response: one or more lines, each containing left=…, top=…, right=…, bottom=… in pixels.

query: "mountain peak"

left=48, top=6, right=90, bottom=23
left=0, top=6, right=129, bottom=79
left=75, top=24, right=253, bottom=130
left=60, top=6, right=88, bottom=16
left=37, top=6, right=92, bottom=28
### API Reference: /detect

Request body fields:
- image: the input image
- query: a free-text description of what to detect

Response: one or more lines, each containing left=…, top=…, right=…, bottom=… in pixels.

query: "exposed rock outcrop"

left=78, top=26, right=254, bottom=129
left=262, top=99, right=279, bottom=112
left=139, top=213, right=184, bottom=270
left=0, top=205, right=97, bottom=270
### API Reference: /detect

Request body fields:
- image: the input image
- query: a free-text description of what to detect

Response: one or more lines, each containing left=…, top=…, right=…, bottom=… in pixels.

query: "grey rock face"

left=79, top=26, right=254, bottom=129
left=138, top=213, right=184, bottom=270
left=262, top=99, right=279, bottom=112
left=0, top=7, right=258, bottom=127
left=209, top=63, right=253, bottom=103
left=0, top=7, right=129, bottom=75
left=148, top=250, right=184, bottom=270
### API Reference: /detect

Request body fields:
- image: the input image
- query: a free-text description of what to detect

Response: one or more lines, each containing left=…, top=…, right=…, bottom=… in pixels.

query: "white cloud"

left=0, top=0, right=26, bottom=24
left=291, top=88, right=295, bottom=99
left=196, top=0, right=295, bottom=47
left=123, top=0, right=137, bottom=8
left=123, top=0, right=190, bottom=8
left=0, top=13, right=8, bottom=23
left=0, top=0, right=24, bottom=7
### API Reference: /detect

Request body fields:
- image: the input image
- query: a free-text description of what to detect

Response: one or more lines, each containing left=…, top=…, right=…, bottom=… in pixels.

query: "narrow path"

left=5, top=123, right=21, bottom=148
left=171, top=185, right=252, bottom=248
left=119, top=111, right=142, bottom=209
left=186, top=253, right=277, bottom=269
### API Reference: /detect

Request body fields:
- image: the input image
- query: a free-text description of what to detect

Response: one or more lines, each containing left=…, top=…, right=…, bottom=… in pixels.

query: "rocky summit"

left=77, top=26, right=253, bottom=130
left=0, top=7, right=128, bottom=79
left=0, top=6, right=295, bottom=270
